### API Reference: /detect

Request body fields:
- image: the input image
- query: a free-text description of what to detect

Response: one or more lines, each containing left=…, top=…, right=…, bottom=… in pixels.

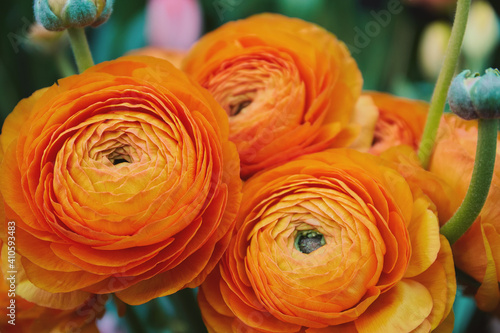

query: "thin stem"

left=67, top=27, right=94, bottom=73
left=440, top=119, right=498, bottom=245
left=417, top=0, right=471, bottom=168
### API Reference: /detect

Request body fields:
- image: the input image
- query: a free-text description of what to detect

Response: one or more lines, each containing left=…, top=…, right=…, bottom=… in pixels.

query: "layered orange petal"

left=0, top=55, right=242, bottom=305
left=183, top=14, right=362, bottom=178
left=429, top=114, right=500, bottom=310
left=350, top=92, right=428, bottom=155
left=355, top=280, right=433, bottom=333
left=199, top=149, right=454, bottom=332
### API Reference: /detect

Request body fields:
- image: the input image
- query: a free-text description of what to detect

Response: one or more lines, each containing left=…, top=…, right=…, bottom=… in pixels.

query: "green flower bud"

left=448, top=68, right=500, bottom=120
left=470, top=69, right=500, bottom=119
left=34, top=0, right=113, bottom=31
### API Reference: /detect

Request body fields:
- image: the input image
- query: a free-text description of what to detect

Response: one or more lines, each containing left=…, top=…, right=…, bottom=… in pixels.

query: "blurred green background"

left=2, top=0, right=499, bottom=127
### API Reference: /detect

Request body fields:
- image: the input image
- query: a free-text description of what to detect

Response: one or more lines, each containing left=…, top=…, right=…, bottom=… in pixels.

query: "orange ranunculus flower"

left=350, top=92, right=428, bottom=155
left=429, top=114, right=500, bottom=311
left=0, top=55, right=242, bottom=307
left=199, top=149, right=456, bottom=332
left=183, top=13, right=362, bottom=178
left=126, top=47, right=186, bottom=68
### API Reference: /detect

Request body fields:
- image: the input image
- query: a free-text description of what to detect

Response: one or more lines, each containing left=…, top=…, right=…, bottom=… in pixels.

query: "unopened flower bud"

left=34, top=0, right=113, bottom=31
left=448, top=68, right=500, bottom=120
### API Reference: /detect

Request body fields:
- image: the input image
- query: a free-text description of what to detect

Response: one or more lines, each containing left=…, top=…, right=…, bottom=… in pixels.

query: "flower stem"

left=440, top=119, right=498, bottom=245
left=67, top=27, right=94, bottom=73
left=417, top=0, right=471, bottom=168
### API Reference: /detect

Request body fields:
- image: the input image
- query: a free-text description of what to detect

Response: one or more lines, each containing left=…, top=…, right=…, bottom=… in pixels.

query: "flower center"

left=107, top=146, right=133, bottom=165
left=229, top=100, right=252, bottom=116
left=294, top=230, right=326, bottom=254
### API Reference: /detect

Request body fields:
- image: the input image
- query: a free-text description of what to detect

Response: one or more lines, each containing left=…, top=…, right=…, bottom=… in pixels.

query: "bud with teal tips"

left=449, top=68, right=500, bottom=120
left=34, top=0, right=113, bottom=31
left=441, top=68, right=500, bottom=245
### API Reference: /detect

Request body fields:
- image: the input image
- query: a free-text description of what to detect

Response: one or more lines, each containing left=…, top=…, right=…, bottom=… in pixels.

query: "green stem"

left=67, top=27, right=94, bottom=73
left=440, top=119, right=498, bottom=245
left=417, top=0, right=471, bottom=168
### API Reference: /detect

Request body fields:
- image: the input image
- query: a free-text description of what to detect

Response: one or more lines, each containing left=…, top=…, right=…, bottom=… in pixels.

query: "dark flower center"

left=107, top=147, right=132, bottom=165
left=229, top=100, right=252, bottom=116
left=294, top=230, right=326, bottom=254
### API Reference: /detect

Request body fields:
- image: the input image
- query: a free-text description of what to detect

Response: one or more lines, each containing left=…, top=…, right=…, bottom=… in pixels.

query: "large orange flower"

left=350, top=92, right=428, bottom=155
left=199, top=149, right=455, bottom=332
left=429, top=114, right=500, bottom=310
left=183, top=14, right=362, bottom=178
left=0, top=56, right=241, bottom=307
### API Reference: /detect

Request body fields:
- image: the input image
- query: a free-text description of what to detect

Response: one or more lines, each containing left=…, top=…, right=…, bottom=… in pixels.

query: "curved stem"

left=67, top=27, right=94, bottom=73
left=440, top=119, right=498, bottom=245
left=417, top=0, right=471, bottom=168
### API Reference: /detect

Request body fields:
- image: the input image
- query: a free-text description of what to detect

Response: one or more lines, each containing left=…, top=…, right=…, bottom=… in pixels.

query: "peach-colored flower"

left=0, top=56, right=241, bottom=307
left=429, top=114, right=500, bottom=311
left=199, top=149, right=455, bottom=332
left=183, top=13, right=362, bottom=178
left=350, top=92, right=428, bottom=155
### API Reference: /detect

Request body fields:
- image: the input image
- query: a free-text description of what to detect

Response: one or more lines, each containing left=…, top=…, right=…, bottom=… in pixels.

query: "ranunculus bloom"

left=199, top=149, right=455, bottom=332
left=0, top=56, right=241, bottom=307
left=183, top=14, right=362, bottom=178
left=429, top=114, right=500, bottom=311
left=352, top=92, right=428, bottom=155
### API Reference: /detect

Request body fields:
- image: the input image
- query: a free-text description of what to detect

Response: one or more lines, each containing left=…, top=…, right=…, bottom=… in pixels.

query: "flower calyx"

left=34, top=0, right=113, bottom=31
left=448, top=68, right=500, bottom=120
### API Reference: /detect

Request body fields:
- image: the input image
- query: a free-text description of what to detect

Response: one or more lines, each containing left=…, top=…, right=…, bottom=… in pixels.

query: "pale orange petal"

left=475, top=223, right=500, bottom=311
left=431, top=311, right=454, bottom=333
left=355, top=280, right=433, bottom=333
left=412, top=235, right=456, bottom=329
left=405, top=196, right=440, bottom=278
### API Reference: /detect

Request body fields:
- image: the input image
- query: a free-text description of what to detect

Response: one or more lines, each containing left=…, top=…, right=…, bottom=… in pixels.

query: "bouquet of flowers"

left=1, top=0, right=500, bottom=332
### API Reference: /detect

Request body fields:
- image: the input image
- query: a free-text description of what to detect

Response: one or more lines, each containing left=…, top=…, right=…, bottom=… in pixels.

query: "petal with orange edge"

left=475, top=223, right=500, bottom=311
left=16, top=278, right=92, bottom=311
left=404, top=197, right=440, bottom=278
left=412, top=235, right=456, bottom=329
left=355, top=280, right=433, bottom=333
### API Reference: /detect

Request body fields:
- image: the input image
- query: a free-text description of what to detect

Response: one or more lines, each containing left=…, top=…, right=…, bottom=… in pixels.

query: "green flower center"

left=294, top=230, right=326, bottom=254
